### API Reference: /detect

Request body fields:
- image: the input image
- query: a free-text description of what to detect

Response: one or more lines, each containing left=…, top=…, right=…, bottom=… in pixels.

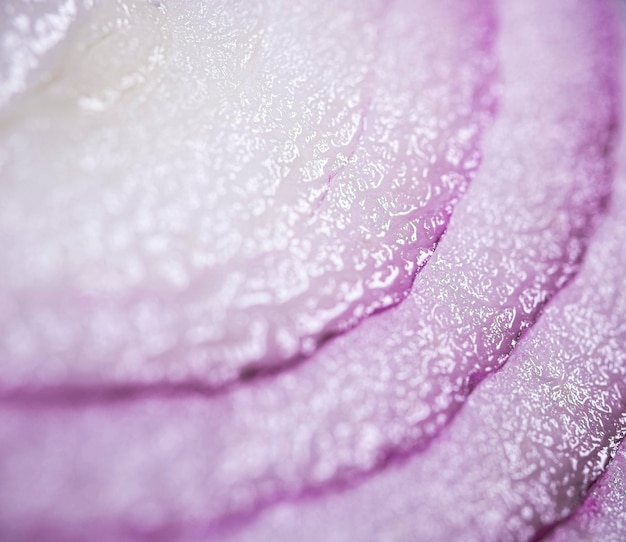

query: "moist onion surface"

left=0, top=1, right=625, bottom=541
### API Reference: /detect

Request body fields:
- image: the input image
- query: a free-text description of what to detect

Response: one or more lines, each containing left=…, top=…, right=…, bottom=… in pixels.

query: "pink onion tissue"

left=0, top=1, right=625, bottom=541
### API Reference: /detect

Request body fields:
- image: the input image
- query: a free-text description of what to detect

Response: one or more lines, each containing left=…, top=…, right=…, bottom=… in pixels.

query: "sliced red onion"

left=0, top=1, right=622, bottom=540
left=1, top=0, right=626, bottom=541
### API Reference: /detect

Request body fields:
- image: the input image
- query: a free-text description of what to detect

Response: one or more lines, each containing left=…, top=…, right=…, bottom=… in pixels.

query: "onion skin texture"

left=0, top=0, right=626, bottom=542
